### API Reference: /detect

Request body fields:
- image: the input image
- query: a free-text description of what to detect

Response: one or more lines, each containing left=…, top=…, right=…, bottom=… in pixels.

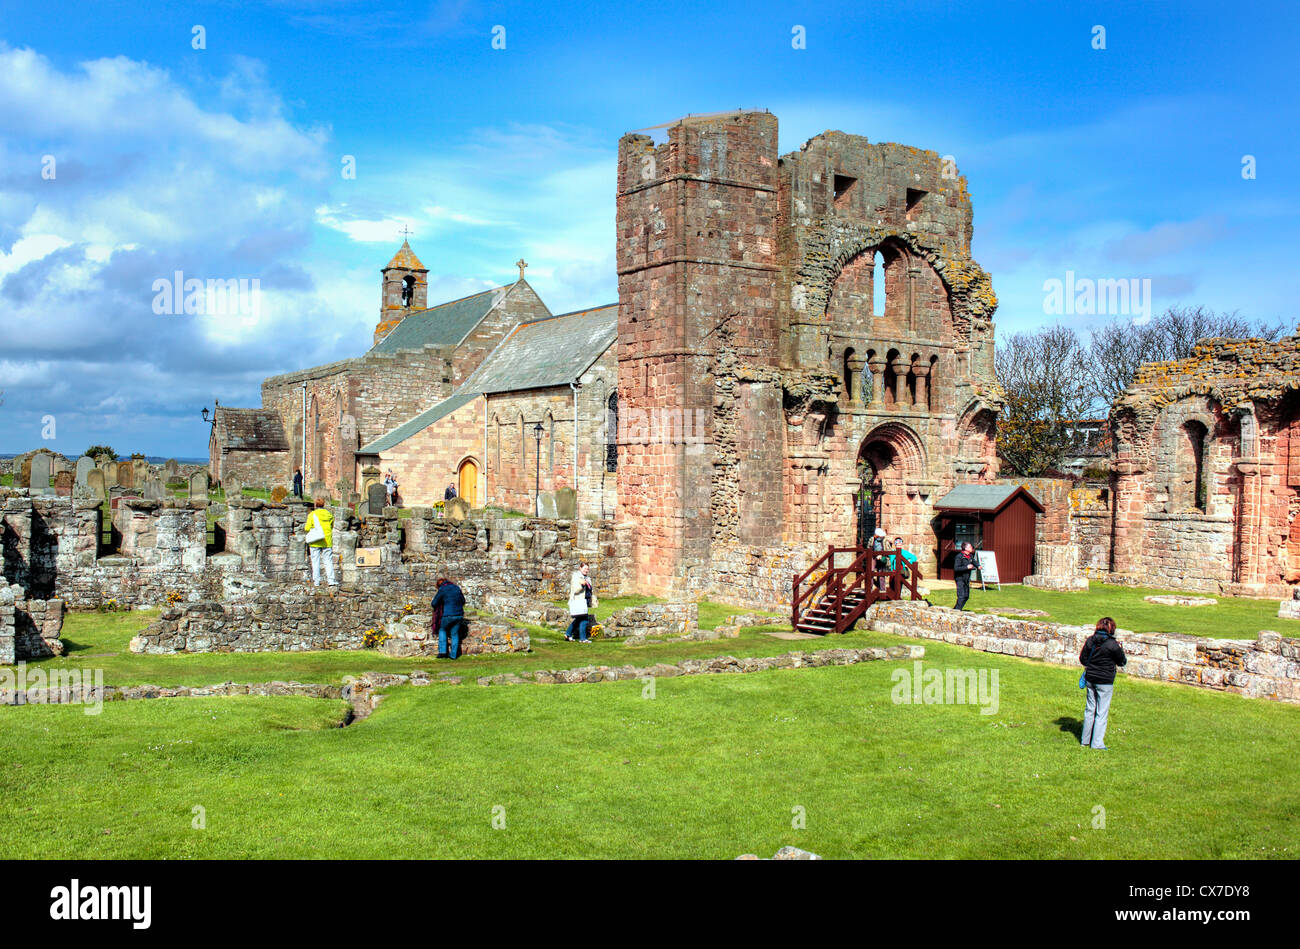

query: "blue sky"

left=1, top=0, right=1296, bottom=457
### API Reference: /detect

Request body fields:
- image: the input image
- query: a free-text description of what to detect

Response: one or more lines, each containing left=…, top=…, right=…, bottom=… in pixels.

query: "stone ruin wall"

left=0, top=493, right=625, bottom=661
left=869, top=600, right=1300, bottom=705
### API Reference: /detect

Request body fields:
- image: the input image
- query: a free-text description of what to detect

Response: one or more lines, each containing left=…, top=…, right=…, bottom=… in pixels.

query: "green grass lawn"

left=957, top=581, right=1297, bottom=640
left=2, top=630, right=1297, bottom=859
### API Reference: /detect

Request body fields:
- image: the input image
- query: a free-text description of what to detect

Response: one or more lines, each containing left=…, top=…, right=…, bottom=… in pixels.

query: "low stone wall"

left=0, top=577, right=64, bottom=664
left=867, top=601, right=1300, bottom=704
left=599, top=602, right=698, bottom=639
left=130, top=582, right=529, bottom=655
left=702, top=542, right=821, bottom=611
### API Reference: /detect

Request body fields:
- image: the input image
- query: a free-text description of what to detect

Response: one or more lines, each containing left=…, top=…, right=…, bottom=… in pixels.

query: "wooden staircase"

left=791, top=545, right=925, bottom=635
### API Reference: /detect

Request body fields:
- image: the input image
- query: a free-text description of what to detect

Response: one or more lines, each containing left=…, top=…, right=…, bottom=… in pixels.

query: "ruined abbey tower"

left=616, top=111, right=1003, bottom=597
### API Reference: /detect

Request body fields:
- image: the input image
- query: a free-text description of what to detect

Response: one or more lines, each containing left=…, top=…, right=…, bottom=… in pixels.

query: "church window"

left=606, top=392, right=619, bottom=472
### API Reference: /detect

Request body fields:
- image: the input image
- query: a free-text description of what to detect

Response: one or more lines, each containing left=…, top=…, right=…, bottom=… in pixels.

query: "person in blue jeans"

left=1079, top=616, right=1127, bottom=749
left=431, top=577, right=466, bottom=659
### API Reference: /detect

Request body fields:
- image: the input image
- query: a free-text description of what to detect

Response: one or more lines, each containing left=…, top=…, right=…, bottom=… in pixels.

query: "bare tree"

left=995, top=325, right=1098, bottom=476
left=1089, top=306, right=1286, bottom=407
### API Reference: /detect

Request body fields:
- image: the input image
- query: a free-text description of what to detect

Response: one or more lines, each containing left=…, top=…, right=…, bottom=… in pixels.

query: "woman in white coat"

left=565, top=561, right=596, bottom=644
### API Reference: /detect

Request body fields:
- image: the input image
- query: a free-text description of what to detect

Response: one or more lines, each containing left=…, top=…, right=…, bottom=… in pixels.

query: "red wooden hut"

left=933, top=484, right=1045, bottom=583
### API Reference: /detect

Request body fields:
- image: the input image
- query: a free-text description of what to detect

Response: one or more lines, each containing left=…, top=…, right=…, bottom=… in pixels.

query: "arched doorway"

left=856, top=457, right=883, bottom=547
left=458, top=458, right=479, bottom=507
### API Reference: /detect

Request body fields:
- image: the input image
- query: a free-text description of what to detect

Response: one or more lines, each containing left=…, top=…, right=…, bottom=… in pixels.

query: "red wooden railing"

left=791, top=544, right=924, bottom=634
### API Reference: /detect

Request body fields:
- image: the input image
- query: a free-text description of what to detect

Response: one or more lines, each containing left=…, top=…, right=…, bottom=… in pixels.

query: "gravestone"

left=225, top=476, right=242, bottom=499
left=163, top=459, right=179, bottom=479
left=143, top=478, right=165, bottom=501
left=75, top=456, right=95, bottom=487
left=54, top=471, right=74, bottom=497
left=50, top=457, right=67, bottom=477
left=445, top=497, right=471, bottom=522
left=29, top=453, right=52, bottom=494
left=189, top=471, right=209, bottom=499
left=310, top=480, right=327, bottom=500
left=367, top=482, right=387, bottom=514
left=87, top=469, right=107, bottom=500
left=116, top=462, right=134, bottom=490
left=555, top=487, right=577, bottom=519
left=537, top=491, right=558, bottom=519
left=19, top=457, right=32, bottom=488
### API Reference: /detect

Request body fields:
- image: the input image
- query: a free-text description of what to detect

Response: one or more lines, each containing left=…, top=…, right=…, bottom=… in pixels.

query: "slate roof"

left=461, top=304, right=618, bottom=394
left=215, top=408, right=289, bottom=452
left=358, top=304, right=618, bottom=454
left=934, top=484, right=1045, bottom=514
left=369, top=285, right=510, bottom=355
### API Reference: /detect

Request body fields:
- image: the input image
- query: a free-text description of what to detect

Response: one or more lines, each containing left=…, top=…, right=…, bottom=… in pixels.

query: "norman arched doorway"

left=457, top=458, right=479, bottom=507
left=855, top=422, right=928, bottom=559
left=856, top=456, right=883, bottom=547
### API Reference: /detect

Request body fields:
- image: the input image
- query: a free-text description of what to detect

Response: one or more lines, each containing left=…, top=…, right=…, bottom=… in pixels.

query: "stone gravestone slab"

left=50, top=457, right=66, bottom=477
left=310, top=480, right=328, bottom=500
left=555, top=486, right=577, bottom=519
left=29, top=453, right=52, bottom=494
left=19, top=457, right=32, bottom=488
left=163, top=459, right=179, bottom=480
left=116, top=462, right=134, bottom=490
left=143, top=478, right=165, bottom=501
left=445, top=497, right=471, bottom=522
left=75, top=456, right=95, bottom=487
left=225, top=476, right=242, bottom=499
left=367, top=482, right=387, bottom=514
left=189, top=471, right=209, bottom=499
left=537, top=491, right=558, bottom=519
left=54, top=471, right=74, bottom=497
left=87, top=469, right=107, bottom=500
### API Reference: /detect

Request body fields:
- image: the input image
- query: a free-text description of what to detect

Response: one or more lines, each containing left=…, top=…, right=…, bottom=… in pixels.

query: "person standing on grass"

left=432, top=577, right=466, bottom=659
left=566, top=561, right=595, bottom=644
left=292, top=467, right=303, bottom=498
left=384, top=470, right=398, bottom=506
left=1079, top=616, right=1127, bottom=750
left=304, top=498, right=337, bottom=589
left=953, top=542, right=976, bottom=610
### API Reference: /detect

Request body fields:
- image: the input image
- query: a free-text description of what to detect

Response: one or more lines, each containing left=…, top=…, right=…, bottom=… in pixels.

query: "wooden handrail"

left=793, top=545, right=927, bottom=634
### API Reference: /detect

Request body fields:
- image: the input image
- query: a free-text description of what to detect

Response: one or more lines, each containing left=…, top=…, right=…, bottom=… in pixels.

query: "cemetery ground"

left=2, top=588, right=1298, bottom=859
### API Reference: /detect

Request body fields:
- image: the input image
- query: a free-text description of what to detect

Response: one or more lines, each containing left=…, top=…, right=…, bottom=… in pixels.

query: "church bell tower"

left=374, top=239, right=428, bottom=345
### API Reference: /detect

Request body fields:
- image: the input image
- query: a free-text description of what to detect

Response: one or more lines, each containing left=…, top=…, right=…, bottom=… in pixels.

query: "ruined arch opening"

left=1181, top=419, right=1209, bottom=513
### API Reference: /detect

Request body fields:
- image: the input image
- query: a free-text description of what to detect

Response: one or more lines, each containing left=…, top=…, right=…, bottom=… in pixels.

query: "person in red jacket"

left=1079, top=616, right=1127, bottom=750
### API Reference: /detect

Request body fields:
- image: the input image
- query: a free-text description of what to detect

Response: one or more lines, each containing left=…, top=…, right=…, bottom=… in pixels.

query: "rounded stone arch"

left=1152, top=396, right=1221, bottom=514
left=855, top=420, right=930, bottom=556
left=956, top=397, right=1000, bottom=478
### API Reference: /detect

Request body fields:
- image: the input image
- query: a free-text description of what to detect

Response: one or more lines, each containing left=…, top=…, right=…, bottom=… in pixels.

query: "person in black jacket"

left=1079, top=616, right=1127, bottom=749
left=953, top=542, right=977, bottom=610
left=431, top=577, right=467, bottom=659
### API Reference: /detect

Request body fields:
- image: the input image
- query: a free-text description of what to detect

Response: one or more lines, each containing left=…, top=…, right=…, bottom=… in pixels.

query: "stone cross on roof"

left=400, top=224, right=412, bottom=239
left=515, top=258, right=527, bottom=280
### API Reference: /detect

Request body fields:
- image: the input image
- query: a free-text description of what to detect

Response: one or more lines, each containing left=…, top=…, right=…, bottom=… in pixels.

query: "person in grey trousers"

left=1079, top=616, right=1127, bottom=750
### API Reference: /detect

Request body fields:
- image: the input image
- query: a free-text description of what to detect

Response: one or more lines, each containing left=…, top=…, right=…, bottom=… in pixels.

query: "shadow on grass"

left=1055, top=716, right=1083, bottom=741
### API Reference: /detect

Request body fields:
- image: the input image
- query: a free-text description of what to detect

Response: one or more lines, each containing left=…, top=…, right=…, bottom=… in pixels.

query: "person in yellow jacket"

left=305, top=498, right=337, bottom=588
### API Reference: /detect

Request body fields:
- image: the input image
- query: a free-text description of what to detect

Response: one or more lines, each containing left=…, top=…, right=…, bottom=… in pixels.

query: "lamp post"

left=532, top=422, right=544, bottom=516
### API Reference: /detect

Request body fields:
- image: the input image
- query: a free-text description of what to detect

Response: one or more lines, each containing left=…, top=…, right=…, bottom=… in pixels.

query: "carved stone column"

left=913, top=362, right=931, bottom=412
left=846, top=353, right=866, bottom=403
left=890, top=356, right=907, bottom=407
left=867, top=355, right=885, bottom=406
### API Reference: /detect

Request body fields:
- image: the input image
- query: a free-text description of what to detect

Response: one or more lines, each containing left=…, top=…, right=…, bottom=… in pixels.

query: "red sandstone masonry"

left=867, top=600, right=1300, bottom=704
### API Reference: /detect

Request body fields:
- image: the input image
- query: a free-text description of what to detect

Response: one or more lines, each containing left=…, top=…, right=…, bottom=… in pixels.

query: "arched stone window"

left=1183, top=420, right=1209, bottom=513
left=872, top=251, right=886, bottom=318
left=606, top=392, right=619, bottom=472
left=843, top=348, right=856, bottom=402
left=401, top=275, right=416, bottom=307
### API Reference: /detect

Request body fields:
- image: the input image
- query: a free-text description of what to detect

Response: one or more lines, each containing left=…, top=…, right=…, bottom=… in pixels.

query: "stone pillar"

left=1110, top=460, right=1145, bottom=575
left=1234, top=459, right=1263, bottom=589
left=890, top=357, right=907, bottom=407
left=913, top=363, right=931, bottom=412
left=846, top=353, right=866, bottom=403
left=867, top=356, right=885, bottom=406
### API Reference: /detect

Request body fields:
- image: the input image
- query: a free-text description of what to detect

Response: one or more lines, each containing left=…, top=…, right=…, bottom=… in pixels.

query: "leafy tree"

left=995, top=325, right=1097, bottom=476
left=1089, top=306, right=1286, bottom=407
left=84, top=445, right=117, bottom=460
